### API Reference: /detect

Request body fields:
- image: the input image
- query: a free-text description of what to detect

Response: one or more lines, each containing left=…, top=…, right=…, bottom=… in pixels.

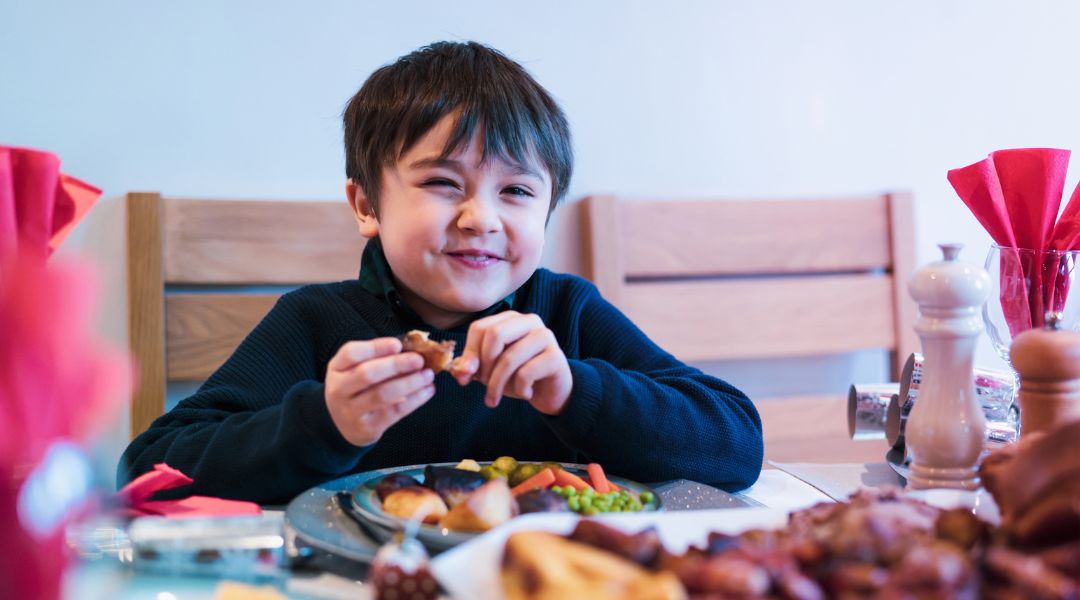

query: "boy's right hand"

left=325, top=337, right=435, bottom=447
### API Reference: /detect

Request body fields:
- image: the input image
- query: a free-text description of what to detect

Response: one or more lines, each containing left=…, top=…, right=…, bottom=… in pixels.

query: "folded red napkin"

left=117, top=463, right=261, bottom=519
left=0, top=145, right=102, bottom=259
left=948, top=148, right=1080, bottom=336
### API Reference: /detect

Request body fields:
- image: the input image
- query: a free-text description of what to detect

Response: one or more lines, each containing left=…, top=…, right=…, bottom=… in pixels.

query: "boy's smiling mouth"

left=444, top=248, right=505, bottom=269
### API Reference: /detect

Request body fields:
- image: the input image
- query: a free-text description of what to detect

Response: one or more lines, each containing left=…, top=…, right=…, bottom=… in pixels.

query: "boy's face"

left=346, top=115, right=552, bottom=330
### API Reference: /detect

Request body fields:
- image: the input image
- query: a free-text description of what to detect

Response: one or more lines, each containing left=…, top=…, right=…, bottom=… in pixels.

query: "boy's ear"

left=345, top=179, right=379, bottom=239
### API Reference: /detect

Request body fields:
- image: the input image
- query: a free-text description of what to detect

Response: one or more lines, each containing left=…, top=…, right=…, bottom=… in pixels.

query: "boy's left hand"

left=452, top=311, right=572, bottom=416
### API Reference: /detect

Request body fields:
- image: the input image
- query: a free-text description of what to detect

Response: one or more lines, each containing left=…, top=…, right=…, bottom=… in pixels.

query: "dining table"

left=64, top=394, right=907, bottom=600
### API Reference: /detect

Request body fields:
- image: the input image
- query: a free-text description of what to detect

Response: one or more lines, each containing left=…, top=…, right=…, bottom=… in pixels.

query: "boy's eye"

left=423, top=178, right=459, bottom=189
left=503, top=186, right=534, bottom=198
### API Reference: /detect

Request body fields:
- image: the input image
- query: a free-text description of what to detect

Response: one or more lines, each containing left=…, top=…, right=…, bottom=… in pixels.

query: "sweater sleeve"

left=543, top=283, right=763, bottom=491
left=117, top=290, right=369, bottom=504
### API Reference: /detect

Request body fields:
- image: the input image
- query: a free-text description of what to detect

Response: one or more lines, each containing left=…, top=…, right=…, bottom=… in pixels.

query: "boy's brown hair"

left=343, top=41, right=573, bottom=217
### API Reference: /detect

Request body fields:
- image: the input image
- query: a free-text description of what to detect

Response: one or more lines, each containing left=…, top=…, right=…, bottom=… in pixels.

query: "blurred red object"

left=0, top=146, right=130, bottom=599
left=0, top=146, right=102, bottom=259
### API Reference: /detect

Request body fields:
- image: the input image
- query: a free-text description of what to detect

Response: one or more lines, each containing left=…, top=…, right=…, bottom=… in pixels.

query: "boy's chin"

left=444, top=294, right=509, bottom=315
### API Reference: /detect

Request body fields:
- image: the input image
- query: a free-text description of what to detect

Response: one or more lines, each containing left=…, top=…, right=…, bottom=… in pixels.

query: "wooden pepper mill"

left=1009, top=314, right=1080, bottom=435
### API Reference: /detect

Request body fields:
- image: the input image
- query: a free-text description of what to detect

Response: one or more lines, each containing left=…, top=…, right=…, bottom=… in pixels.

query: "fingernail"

left=422, top=369, right=435, bottom=383
left=424, top=385, right=435, bottom=397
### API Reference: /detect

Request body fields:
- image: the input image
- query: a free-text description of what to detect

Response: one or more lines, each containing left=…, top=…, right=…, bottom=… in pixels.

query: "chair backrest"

left=124, top=192, right=364, bottom=438
left=581, top=193, right=917, bottom=382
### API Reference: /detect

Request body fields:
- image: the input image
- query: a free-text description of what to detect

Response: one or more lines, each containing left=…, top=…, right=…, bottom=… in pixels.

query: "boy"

left=119, top=41, right=763, bottom=504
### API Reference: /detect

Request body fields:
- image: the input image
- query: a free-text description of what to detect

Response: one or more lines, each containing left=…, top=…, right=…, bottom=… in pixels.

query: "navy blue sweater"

left=118, top=269, right=763, bottom=504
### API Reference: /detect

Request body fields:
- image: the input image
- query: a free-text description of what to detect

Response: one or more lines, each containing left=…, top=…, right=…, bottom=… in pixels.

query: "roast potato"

left=382, top=487, right=449, bottom=524
left=438, top=479, right=518, bottom=532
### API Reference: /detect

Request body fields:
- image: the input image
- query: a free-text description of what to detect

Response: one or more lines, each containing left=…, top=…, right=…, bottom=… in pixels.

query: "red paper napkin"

left=0, top=145, right=102, bottom=260
left=116, top=463, right=261, bottom=519
left=948, top=148, right=1080, bottom=336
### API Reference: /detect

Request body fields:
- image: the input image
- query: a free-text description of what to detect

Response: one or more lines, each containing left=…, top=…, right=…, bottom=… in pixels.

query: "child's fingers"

left=355, top=367, right=434, bottom=413
left=484, top=328, right=551, bottom=407
left=328, top=337, right=402, bottom=372
left=451, top=356, right=479, bottom=386
left=461, top=312, right=517, bottom=379
left=509, top=346, right=561, bottom=400
left=363, top=384, right=436, bottom=433
left=477, top=313, right=543, bottom=383
left=336, top=352, right=424, bottom=398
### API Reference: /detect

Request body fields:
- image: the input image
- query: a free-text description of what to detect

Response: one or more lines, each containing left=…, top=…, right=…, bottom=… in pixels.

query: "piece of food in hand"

left=374, top=473, right=422, bottom=502
left=381, top=487, right=449, bottom=525
left=438, top=479, right=518, bottom=533
left=401, top=330, right=456, bottom=372
left=515, top=488, right=569, bottom=514
left=423, top=465, right=488, bottom=508
left=501, top=530, right=686, bottom=600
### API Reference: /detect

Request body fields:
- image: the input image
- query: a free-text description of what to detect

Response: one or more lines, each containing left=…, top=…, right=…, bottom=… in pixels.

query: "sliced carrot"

left=586, top=463, right=611, bottom=494
left=511, top=468, right=556, bottom=496
left=553, top=468, right=594, bottom=492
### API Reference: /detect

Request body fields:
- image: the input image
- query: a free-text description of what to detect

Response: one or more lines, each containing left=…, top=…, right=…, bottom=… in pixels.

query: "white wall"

left=5, top=0, right=1080, bottom=381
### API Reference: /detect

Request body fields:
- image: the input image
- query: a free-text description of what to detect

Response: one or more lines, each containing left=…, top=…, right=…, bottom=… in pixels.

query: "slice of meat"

left=401, top=330, right=456, bottom=372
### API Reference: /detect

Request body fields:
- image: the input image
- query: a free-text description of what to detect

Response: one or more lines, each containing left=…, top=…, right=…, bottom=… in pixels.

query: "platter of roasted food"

left=346, top=457, right=661, bottom=551
left=430, top=421, right=1080, bottom=599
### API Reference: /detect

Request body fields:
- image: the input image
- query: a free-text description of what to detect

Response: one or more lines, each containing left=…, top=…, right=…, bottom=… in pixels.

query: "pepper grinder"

left=1010, top=314, right=1080, bottom=435
left=905, top=243, right=990, bottom=490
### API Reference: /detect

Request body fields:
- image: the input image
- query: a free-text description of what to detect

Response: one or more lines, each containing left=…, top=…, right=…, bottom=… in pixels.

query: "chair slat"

left=165, top=293, right=279, bottom=380
left=620, top=274, right=896, bottom=362
left=163, top=198, right=365, bottom=284
left=620, top=197, right=892, bottom=277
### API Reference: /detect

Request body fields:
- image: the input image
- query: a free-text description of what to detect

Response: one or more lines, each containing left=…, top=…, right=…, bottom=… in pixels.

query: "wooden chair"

left=581, top=193, right=917, bottom=463
left=123, top=192, right=364, bottom=438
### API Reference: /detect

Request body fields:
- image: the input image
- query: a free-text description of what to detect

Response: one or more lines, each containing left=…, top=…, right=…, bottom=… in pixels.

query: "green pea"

left=581, top=507, right=598, bottom=516
left=567, top=497, right=580, bottom=512
left=639, top=491, right=655, bottom=504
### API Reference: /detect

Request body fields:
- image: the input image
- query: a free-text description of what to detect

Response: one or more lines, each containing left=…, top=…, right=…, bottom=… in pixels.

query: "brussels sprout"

left=538, top=461, right=564, bottom=473
left=491, top=456, right=518, bottom=474
left=478, top=465, right=507, bottom=481
left=508, top=463, right=541, bottom=487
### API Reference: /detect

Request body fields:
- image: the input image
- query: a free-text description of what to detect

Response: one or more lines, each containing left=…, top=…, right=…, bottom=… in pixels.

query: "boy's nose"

left=457, top=196, right=503, bottom=234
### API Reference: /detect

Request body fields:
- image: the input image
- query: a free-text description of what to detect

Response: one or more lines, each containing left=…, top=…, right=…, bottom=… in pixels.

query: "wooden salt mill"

left=1010, top=314, right=1080, bottom=434
left=905, top=244, right=990, bottom=490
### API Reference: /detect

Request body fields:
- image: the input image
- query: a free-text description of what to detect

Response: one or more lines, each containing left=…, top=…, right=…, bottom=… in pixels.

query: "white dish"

left=903, top=487, right=1001, bottom=525
left=429, top=507, right=788, bottom=600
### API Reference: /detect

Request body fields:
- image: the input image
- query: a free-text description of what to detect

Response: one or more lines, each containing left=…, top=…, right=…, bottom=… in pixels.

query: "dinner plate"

left=349, top=462, right=662, bottom=552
